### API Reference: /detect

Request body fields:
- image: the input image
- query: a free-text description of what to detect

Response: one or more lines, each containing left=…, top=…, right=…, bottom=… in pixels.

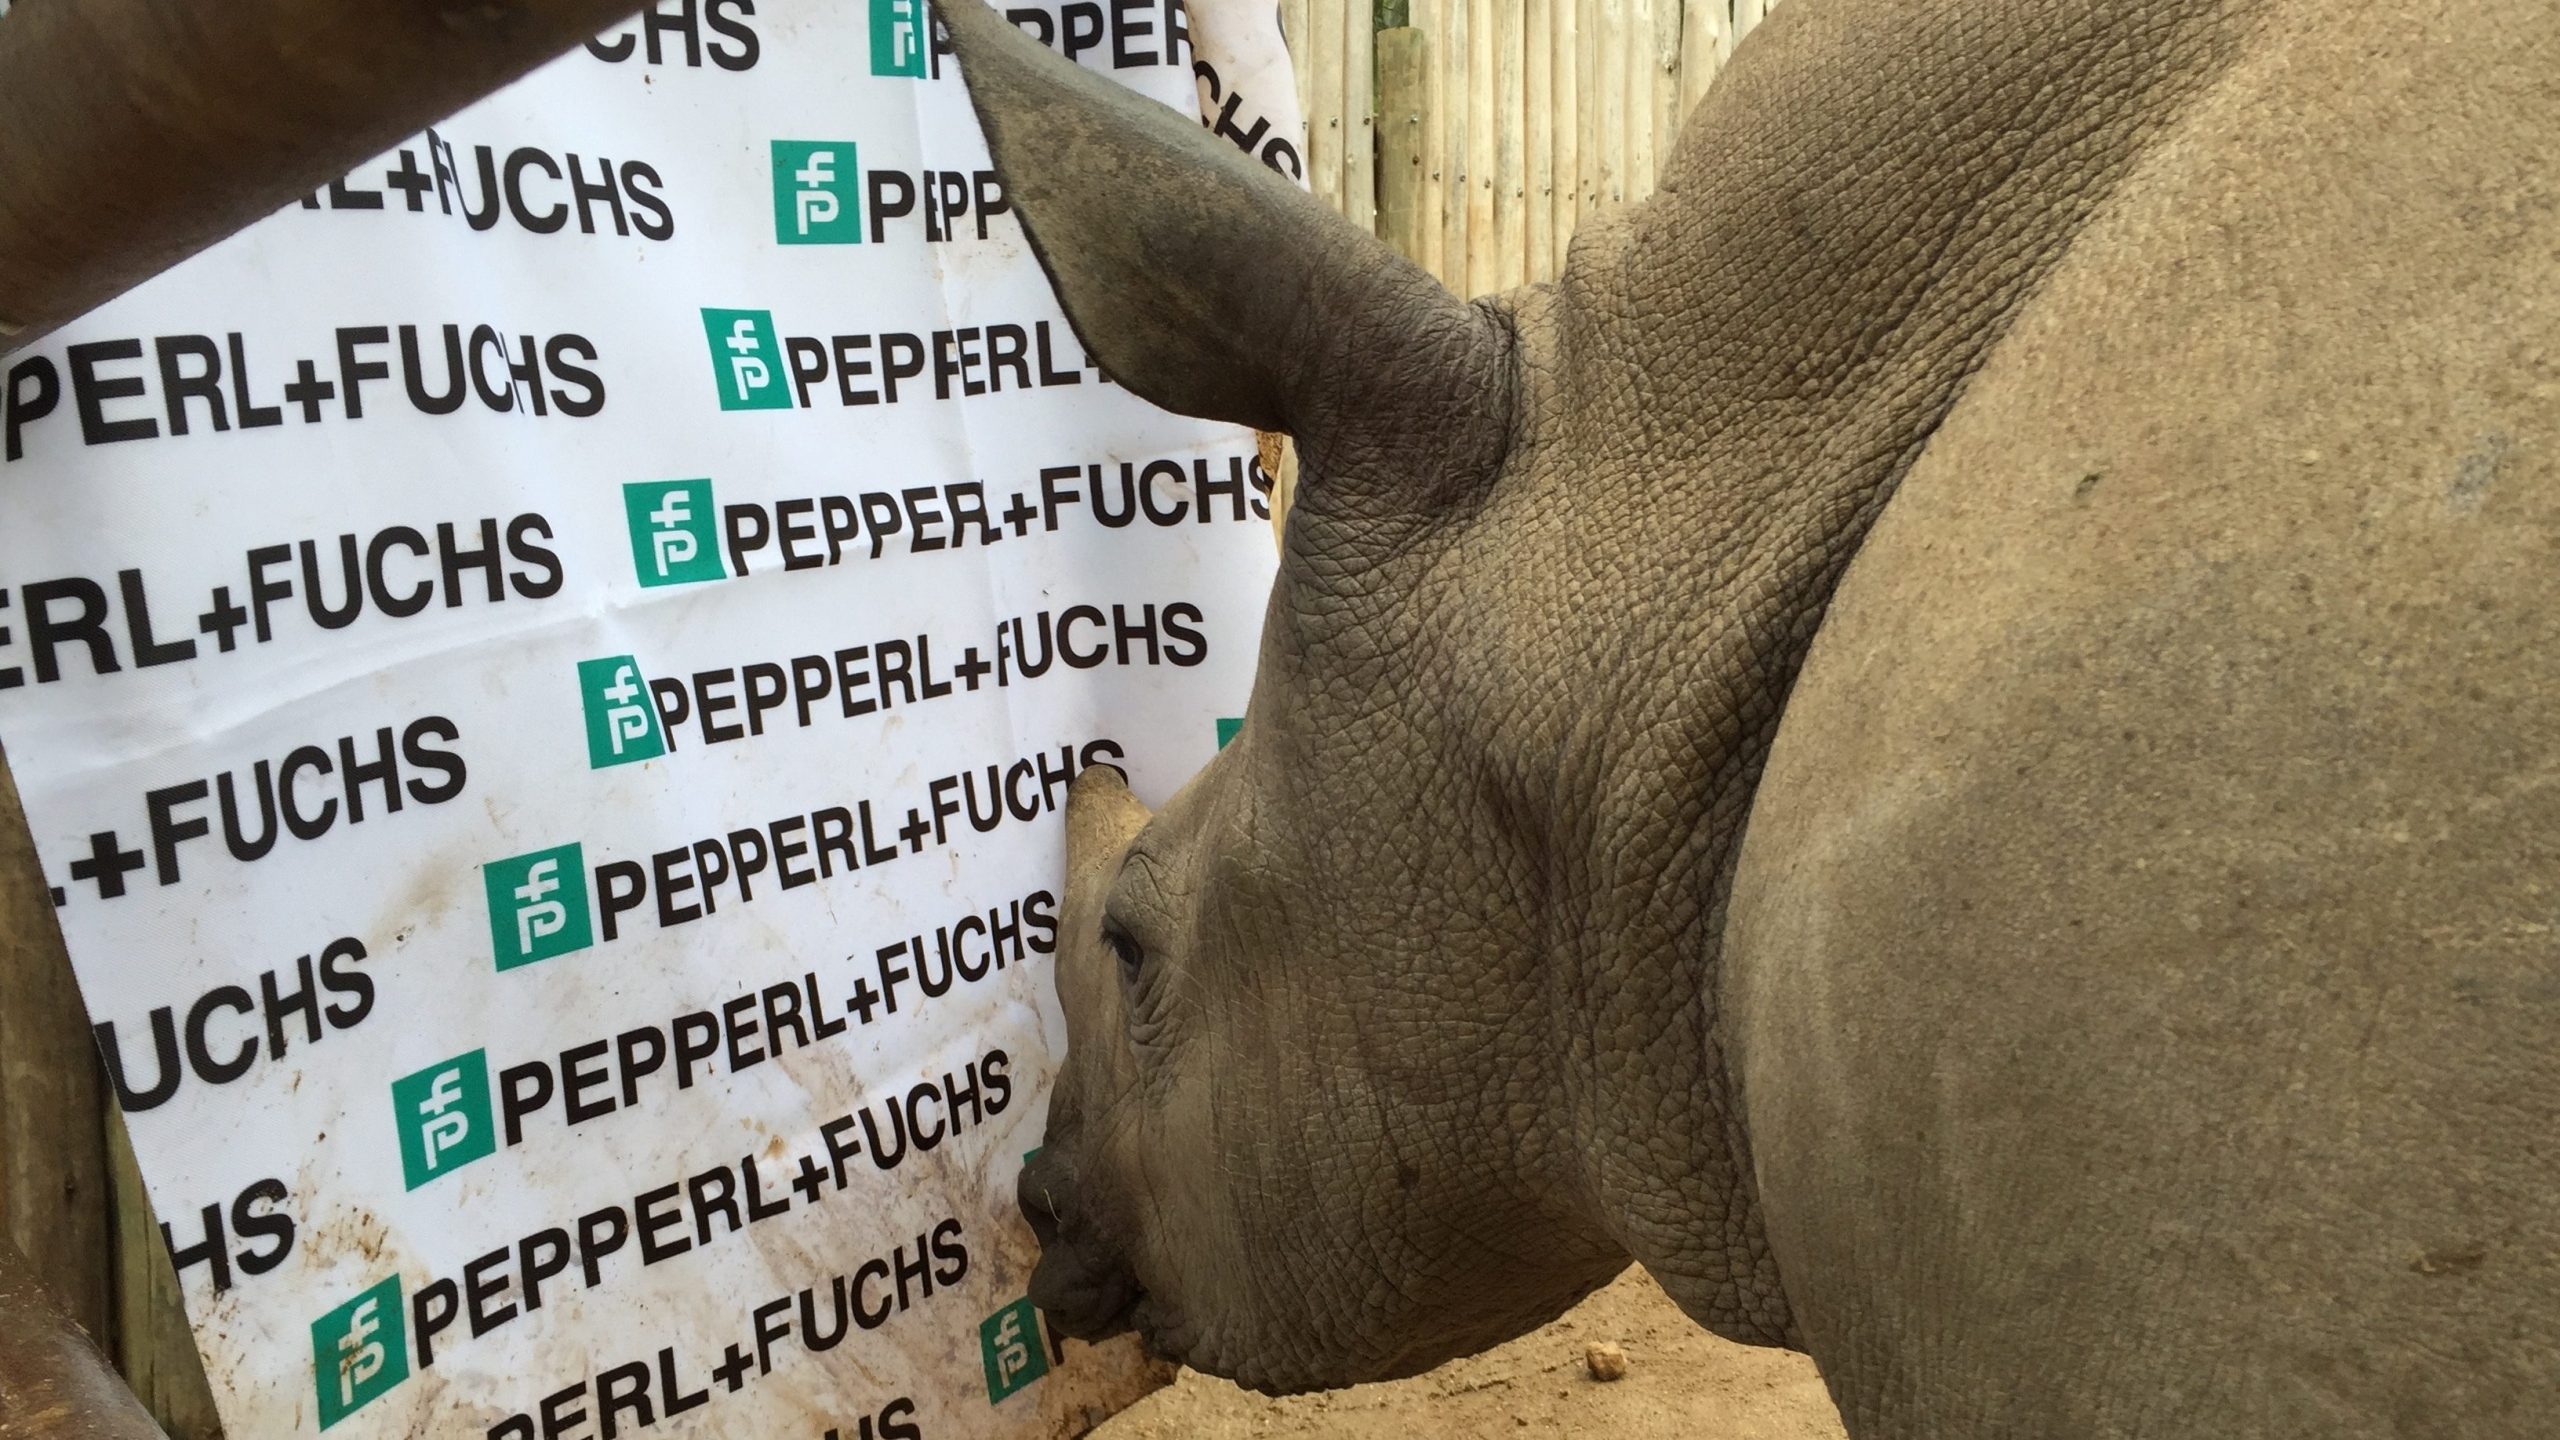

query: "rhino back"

left=1725, top=0, right=2560, bottom=1432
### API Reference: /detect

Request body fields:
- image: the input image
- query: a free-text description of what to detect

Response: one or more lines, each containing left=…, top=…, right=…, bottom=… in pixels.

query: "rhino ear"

left=935, top=0, right=1502, bottom=446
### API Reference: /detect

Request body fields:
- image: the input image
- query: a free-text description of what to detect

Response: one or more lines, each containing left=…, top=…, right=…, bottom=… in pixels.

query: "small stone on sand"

left=1584, top=1341, right=1628, bottom=1382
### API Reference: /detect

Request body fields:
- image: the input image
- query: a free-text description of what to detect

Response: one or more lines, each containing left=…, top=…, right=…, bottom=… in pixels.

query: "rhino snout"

left=1017, top=1149, right=1143, bottom=1341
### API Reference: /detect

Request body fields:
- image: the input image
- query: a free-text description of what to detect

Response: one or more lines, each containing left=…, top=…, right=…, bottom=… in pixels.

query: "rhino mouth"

left=1027, top=1246, right=1145, bottom=1343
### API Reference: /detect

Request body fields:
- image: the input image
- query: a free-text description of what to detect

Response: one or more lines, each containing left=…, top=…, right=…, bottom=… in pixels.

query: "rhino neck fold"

left=1443, top=0, right=2271, bottom=1349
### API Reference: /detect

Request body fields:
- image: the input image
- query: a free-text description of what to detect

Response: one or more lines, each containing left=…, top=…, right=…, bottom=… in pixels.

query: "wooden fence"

left=1283, top=0, right=1787, bottom=290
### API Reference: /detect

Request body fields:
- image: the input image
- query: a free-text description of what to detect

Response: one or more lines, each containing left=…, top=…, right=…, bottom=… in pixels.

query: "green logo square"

left=623, top=479, right=725, bottom=587
left=390, top=1051, right=495, bottom=1190
left=311, top=1276, right=409, bottom=1429
left=483, top=843, right=592, bottom=972
left=980, top=1298, right=1050, bottom=1404
left=578, top=655, right=668, bottom=768
left=700, top=307, right=791, bottom=411
left=773, top=140, right=863, bottom=244
left=1216, top=717, right=1243, bottom=749
left=870, top=0, right=928, bottom=77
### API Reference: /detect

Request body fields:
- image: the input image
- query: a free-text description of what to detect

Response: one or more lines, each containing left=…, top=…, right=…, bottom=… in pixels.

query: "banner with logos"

left=0, top=2, right=1299, bottom=1434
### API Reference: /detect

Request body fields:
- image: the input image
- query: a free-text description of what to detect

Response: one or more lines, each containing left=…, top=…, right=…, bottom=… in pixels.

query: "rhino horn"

left=934, top=0, right=1504, bottom=455
left=1066, top=763, right=1150, bottom=884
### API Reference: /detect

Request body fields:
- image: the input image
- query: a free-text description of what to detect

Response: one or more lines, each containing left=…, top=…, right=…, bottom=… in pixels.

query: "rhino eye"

left=1103, top=923, right=1144, bottom=986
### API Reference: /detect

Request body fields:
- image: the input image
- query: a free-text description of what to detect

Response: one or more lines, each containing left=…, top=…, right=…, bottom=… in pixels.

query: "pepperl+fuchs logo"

left=773, top=140, right=863, bottom=245
left=391, top=1050, right=496, bottom=1189
left=701, top=307, right=790, bottom=410
left=980, top=1298, right=1050, bottom=1404
left=578, top=655, right=669, bottom=768
left=871, top=0, right=927, bottom=77
left=483, top=842, right=593, bottom=971
left=623, top=478, right=726, bottom=587
left=311, top=1276, right=410, bottom=1428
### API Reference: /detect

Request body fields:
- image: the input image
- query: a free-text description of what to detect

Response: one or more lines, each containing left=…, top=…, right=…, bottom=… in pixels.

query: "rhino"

left=935, top=0, right=2560, bottom=1432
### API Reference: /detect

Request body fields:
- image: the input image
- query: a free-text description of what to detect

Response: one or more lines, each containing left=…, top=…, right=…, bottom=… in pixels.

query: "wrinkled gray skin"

left=939, top=0, right=2560, bottom=1432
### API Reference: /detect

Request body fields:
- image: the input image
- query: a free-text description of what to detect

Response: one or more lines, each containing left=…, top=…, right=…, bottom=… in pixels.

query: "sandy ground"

left=1090, top=1269, right=1846, bottom=1439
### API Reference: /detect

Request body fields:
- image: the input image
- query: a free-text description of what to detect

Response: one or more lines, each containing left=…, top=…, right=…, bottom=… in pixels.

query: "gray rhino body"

left=938, top=0, right=2560, bottom=1433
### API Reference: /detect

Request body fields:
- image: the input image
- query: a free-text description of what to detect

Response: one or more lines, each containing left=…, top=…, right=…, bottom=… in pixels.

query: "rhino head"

left=939, top=1, right=1673, bottom=1393
left=937, top=0, right=2233, bottom=1400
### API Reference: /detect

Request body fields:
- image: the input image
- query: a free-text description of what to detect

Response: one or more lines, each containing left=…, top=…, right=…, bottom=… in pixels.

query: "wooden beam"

left=0, top=1235, right=166, bottom=1440
left=0, top=0, right=650, bottom=348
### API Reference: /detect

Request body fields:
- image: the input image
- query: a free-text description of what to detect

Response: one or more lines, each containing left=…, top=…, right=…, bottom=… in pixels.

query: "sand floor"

left=1090, top=1268, right=1847, bottom=1439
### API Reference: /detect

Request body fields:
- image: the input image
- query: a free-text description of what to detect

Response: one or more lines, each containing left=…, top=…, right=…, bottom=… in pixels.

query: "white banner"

left=0, top=2, right=1298, bottom=1434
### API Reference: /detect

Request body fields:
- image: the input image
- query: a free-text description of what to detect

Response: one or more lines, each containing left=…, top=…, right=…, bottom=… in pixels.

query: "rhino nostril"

left=1016, top=1161, right=1067, bottom=1247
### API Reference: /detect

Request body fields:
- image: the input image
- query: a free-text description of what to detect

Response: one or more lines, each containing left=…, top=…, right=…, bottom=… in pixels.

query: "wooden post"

left=1462, top=0, right=1497, bottom=296
left=1438, top=0, right=1471, bottom=292
left=1626, top=0, right=1657, bottom=202
left=1304, top=0, right=1345, bottom=214
left=1376, top=26, right=1433, bottom=268
left=1681, top=0, right=1731, bottom=121
left=1344, top=7, right=1378, bottom=235
left=1408, top=0, right=1447, bottom=282
left=0, top=752, right=112, bottom=1347
left=1281, top=0, right=1313, bottom=151
left=0, top=754, right=216, bottom=1434
left=1491, top=1, right=1523, bottom=290
left=1550, top=0, right=1579, bottom=273
left=1566, top=0, right=1587, bottom=221
left=1523, top=0, right=1553, bottom=283
left=1593, top=0, right=1622, bottom=212
left=1736, top=0, right=1769, bottom=51
left=1653, top=0, right=1688, bottom=180
left=108, top=1119, right=218, bottom=1439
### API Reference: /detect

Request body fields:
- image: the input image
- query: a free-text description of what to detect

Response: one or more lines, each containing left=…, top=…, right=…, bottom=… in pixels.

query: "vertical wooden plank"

left=1625, top=0, right=1657, bottom=204
left=1593, top=0, right=1622, bottom=212
left=1304, top=0, right=1345, bottom=215
left=109, top=1115, right=222, bottom=1438
left=1566, top=0, right=1587, bottom=221
left=1735, top=0, right=1767, bottom=52
left=1549, top=0, right=1579, bottom=270
left=1375, top=26, right=1431, bottom=266
left=1491, top=0, right=1523, bottom=289
left=1281, top=0, right=1314, bottom=143
left=1680, top=0, right=1730, bottom=119
left=1653, top=0, right=1687, bottom=182
left=1463, top=0, right=1497, bottom=296
left=1523, top=0, right=1552, bottom=282
left=1410, top=0, right=1447, bottom=283
left=1438, top=0, right=1470, bottom=291
left=0, top=750, right=114, bottom=1347
left=1345, top=3, right=1376, bottom=234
